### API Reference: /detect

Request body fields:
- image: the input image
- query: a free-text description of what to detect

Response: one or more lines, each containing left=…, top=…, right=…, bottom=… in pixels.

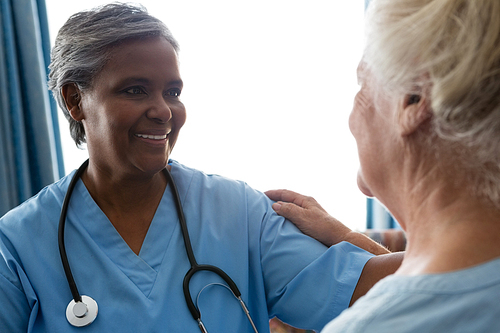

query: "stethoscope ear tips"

left=66, top=295, right=98, bottom=327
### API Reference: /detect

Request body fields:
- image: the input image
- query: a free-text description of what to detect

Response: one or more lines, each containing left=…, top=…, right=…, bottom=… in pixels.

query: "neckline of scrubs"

left=70, top=165, right=182, bottom=296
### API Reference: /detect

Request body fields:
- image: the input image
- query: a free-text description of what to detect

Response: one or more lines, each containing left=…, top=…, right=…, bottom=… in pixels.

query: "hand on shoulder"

left=265, top=189, right=390, bottom=255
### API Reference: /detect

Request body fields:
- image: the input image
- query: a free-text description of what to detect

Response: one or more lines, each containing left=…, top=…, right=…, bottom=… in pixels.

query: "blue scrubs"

left=0, top=161, right=373, bottom=332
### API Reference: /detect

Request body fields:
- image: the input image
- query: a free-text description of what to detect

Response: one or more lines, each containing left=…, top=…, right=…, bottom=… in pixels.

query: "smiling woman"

left=0, top=3, right=402, bottom=332
left=46, top=0, right=367, bottom=230
left=61, top=38, right=186, bottom=180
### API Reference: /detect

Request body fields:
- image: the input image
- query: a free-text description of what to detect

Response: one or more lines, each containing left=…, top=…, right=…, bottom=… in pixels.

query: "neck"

left=82, top=163, right=167, bottom=209
left=81, top=161, right=168, bottom=254
left=396, top=189, right=500, bottom=275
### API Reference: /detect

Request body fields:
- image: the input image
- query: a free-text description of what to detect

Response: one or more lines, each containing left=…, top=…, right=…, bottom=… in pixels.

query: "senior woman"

left=0, top=3, right=402, bottom=332
left=269, top=0, right=500, bottom=331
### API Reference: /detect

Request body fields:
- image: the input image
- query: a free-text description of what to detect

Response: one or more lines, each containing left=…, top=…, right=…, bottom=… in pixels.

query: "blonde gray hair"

left=48, top=2, right=179, bottom=147
left=363, top=0, right=500, bottom=206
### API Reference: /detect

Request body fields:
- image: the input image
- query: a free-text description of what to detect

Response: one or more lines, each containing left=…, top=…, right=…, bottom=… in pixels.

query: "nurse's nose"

left=146, top=94, right=173, bottom=123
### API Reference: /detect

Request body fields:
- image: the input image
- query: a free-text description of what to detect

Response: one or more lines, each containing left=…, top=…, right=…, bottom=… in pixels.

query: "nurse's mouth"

left=135, top=134, right=168, bottom=140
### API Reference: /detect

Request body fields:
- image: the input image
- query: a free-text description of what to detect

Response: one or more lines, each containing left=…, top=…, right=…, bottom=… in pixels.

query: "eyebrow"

left=168, top=79, right=184, bottom=87
left=118, top=77, right=184, bottom=87
left=120, top=77, right=150, bottom=85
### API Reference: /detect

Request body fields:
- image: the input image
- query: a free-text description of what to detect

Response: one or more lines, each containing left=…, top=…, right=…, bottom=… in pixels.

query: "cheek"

left=168, top=104, right=187, bottom=149
left=81, top=101, right=131, bottom=144
left=356, top=169, right=373, bottom=197
left=79, top=98, right=101, bottom=136
left=348, top=109, right=358, bottom=138
left=349, top=93, right=378, bottom=194
left=349, top=93, right=367, bottom=144
left=173, top=103, right=187, bottom=130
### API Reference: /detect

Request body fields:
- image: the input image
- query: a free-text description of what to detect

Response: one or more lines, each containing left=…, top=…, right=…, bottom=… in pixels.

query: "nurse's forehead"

left=97, top=41, right=181, bottom=80
left=104, top=38, right=178, bottom=65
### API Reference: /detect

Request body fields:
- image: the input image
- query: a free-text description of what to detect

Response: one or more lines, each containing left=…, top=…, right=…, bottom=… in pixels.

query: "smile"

left=135, top=134, right=168, bottom=140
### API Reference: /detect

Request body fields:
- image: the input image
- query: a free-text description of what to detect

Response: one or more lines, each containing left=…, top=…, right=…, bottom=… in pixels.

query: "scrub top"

left=0, top=160, right=373, bottom=332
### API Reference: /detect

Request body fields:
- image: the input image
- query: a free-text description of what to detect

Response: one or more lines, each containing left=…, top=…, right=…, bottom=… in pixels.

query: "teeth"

left=136, top=134, right=167, bottom=140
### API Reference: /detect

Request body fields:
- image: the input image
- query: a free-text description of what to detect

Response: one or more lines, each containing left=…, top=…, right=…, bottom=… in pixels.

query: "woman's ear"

left=61, top=83, right=84, bottom=121
left=398, top=94, right=432, bottom=136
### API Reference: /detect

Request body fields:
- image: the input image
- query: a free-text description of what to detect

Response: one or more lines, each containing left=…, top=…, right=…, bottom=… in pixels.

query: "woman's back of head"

left=363, top=0, right=500, bottom=207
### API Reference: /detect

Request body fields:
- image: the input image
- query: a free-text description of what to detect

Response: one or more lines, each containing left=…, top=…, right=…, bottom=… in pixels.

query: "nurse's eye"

left=124, top=87, right=146, bottom=95
left=165, top=88, right=181, bottom=98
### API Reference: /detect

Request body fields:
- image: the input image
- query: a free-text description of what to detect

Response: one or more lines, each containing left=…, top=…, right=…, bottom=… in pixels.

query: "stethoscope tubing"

left=58, top=159, right=89, bottom=303
left=162, top=162, right=243, bottom=321
left=58, top=159, right=254, bottom=331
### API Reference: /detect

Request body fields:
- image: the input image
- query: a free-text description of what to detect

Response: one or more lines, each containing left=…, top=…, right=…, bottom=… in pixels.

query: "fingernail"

left=272, top=202, right=281, bottom=212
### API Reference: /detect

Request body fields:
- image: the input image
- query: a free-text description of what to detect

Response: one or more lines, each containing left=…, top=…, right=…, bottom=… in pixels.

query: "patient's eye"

left=407, top=95, right=421, bottom=105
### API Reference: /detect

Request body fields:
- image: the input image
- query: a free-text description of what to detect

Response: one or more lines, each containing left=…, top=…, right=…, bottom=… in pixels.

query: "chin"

left=357, top=171, right=374, bottom=197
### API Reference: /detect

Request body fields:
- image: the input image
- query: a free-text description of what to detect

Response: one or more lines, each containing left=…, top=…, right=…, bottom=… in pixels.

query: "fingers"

left=265, top=189, right=298, bottom=202
left=265, top=189, right=310, bottom=207
left=266, top=189, right=308, bottom=219
left=266, top=189, right=352, bottom=247
left=270, top=200, right=306, bottom=221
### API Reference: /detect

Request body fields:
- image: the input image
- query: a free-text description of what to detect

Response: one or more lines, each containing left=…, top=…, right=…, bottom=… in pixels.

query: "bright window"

left=46, top=0, right=367, bottom=230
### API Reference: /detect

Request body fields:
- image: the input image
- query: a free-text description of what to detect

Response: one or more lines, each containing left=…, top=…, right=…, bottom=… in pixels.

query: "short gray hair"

left=48, top=2, right=179, bottom=147
left=363, top=0, right=500, bottom=206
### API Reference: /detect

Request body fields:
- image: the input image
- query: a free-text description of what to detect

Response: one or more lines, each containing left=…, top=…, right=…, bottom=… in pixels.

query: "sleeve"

left=254, top=191, right=374, bottom=332
left=0, top=239, right=35, bottom=333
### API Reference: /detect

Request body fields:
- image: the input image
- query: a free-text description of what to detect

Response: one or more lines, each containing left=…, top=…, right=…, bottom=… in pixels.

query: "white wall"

left=46, top=0, right=368, bottom=230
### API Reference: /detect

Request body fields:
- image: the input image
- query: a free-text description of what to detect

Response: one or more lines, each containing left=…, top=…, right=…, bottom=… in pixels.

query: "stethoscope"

left=58, top=159, right=259, bottom=332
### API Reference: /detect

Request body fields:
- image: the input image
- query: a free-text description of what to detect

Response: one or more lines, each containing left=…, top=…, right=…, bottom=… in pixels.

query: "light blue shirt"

left=322, top=257, right=500, bottom=333
left=0, top=160, right=373, bottom=332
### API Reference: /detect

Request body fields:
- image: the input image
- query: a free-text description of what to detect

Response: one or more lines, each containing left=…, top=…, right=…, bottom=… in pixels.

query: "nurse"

left=0, top=3, right=401, bottom=332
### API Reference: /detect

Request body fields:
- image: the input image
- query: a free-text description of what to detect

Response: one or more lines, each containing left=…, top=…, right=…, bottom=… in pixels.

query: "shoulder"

left=0, top=173, right=74, bottom=296
left=0, top=172, right=74, bottom=241
left=168, top=160, right=278, bottom=237
left=169, top=160, right=245, bottom=186
left=169, top=160, right=269, bottom=204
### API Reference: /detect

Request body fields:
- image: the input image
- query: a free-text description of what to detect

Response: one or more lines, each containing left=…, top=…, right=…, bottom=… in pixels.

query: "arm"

left=0, top=272, right=31, bottom=332
left=0, top=240, right=32, bottom=332
left=265, top=189, right=404, bottom=305
left=349, top=252, right=404, bottom=305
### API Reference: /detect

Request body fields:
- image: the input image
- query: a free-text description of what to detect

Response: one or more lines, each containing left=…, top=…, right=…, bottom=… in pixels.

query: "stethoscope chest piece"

left=66, top=295, right=98, bottom=327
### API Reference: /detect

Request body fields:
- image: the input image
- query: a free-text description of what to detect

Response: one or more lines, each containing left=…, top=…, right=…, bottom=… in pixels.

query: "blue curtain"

left=366, top=198, right=399, bottom=229
left=0, top=0, right=64, bottom=217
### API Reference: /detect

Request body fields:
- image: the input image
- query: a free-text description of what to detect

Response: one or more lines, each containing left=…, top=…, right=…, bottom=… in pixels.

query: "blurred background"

left=46, top=0, right=367, bottom=230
